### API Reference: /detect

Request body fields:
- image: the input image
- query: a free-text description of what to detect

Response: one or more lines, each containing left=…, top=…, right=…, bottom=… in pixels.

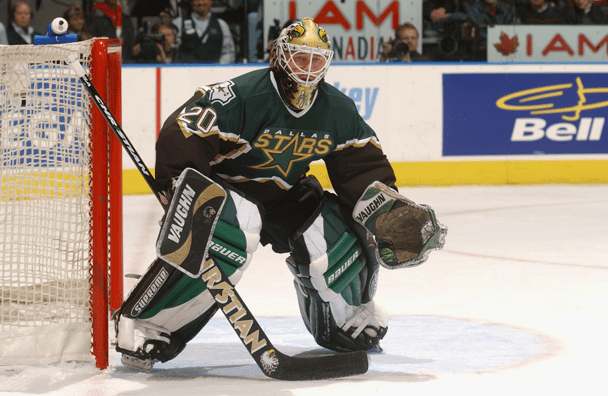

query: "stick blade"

left=203, top=249, right=369, bottom=381
left=262, top=349, right=369, bottom=381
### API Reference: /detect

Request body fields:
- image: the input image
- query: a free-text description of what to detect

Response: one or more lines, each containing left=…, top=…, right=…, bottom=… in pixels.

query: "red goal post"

left=0, top=38, right=123, bottom=369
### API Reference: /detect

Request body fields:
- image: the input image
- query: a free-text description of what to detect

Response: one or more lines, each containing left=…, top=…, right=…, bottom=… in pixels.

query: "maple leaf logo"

left=494, top=32, right=519, bottom=56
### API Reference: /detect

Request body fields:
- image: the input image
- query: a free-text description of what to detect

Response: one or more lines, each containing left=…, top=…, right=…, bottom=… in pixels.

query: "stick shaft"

left=65, top=54, right=169, bottom=209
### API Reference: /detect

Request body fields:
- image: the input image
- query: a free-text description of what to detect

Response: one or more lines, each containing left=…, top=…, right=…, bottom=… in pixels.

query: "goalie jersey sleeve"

left=155, top=90, right=218, bottom=192
left=155, top=68, right=396, bottom=211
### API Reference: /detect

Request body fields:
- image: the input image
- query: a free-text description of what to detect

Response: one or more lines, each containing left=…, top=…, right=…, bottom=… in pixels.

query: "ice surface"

left=1, top=184, right=607, bottom=396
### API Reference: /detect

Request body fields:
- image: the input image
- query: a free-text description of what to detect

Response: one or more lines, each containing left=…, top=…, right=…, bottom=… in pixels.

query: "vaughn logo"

left=131, top=267, right=169, bottom=316
left=167, top=184, right=196, bottom=243
left=354, top=192, right=386, bottom=223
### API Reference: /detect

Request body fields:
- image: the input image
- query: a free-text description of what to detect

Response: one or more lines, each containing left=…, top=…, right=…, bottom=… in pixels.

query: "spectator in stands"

left=265, top=19, right=297, bottom=61
left=516, top=0, right=564, bottom=24
left=172, top=0, right=235, bottom=63
left=563, top=0, right=606, bottom=24
left=0, top=22, right=8, bottom=45
left=7, top=1, right=39, bottom=45
left=247, top=0, right=263, bottom=62
left=467, top=0, right=513, bottom=60
left=378, top=23, right=431, bottom=62
left=154, top=22, right=179, bottom=63
left=468, top=0, right=514, bottom=28
left=89, top=0, right=135, bottom=62
left=63, top=3, right=93, bottom=41
left=132, top=21, right=179, bottom=64
left=424, top=0, right=458, bottom=26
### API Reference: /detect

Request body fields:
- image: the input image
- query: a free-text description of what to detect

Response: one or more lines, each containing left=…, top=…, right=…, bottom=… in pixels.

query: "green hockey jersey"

left=156, top=68, right=396, bottom=210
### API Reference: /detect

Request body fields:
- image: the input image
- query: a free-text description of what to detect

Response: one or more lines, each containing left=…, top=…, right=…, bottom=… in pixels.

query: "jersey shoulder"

left=227, top=68, right=274, bottom=100
left=316, top=81, right=376, bottom=140
left=197, top=68, right=274, bottom=111
left=318, top=81, right=360, bottom=113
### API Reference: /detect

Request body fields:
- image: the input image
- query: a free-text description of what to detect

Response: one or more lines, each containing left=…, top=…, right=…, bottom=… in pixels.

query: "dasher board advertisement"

left=263, top=0, right=421, bottom=62
left=488, top=25, right=608, bottom=63
left=443, top=73, right=608, bottom=156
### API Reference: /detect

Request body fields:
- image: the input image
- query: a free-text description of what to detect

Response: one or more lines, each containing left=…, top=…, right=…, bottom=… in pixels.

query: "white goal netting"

left=0, top=41, right=96, bottom=365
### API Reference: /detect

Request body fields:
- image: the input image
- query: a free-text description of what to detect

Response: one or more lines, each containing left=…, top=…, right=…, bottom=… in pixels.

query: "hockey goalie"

left=114, top=17, right=447, bottom=372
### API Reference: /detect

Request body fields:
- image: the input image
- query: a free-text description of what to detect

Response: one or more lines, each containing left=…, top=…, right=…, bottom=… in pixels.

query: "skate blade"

left=121, top=354, right=155, bottom=372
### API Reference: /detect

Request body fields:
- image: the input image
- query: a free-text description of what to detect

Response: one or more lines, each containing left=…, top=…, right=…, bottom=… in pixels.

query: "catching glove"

left=353, top=182, right=447, bottom=269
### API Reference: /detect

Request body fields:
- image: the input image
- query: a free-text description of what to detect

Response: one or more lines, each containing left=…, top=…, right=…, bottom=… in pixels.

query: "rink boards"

left=116, top=63, right=608, bottom=193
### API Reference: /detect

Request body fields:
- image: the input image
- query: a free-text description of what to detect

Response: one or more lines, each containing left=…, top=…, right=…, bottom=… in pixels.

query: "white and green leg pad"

left=116, top=185, right=263, bottom=370
left=287, top=193, right=388, bottom=352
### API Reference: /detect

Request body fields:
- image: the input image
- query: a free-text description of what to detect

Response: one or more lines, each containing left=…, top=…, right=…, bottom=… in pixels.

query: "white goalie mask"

left=270, top=18, right=334, bottom=111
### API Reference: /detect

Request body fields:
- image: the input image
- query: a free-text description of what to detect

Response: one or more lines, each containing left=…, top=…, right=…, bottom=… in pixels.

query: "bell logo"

left=511, top=118, right=604, bottom=142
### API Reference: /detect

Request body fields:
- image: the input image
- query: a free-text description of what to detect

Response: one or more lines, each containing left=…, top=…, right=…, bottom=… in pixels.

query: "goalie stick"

left=65, top=54, right=369, bottom=380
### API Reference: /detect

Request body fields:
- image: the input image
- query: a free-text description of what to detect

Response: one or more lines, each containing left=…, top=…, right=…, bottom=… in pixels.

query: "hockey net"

left=0, top=39, right=123, bottom=369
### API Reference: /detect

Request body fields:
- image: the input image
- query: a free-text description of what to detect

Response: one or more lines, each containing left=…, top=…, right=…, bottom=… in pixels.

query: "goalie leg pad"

left=157, top=168, right=227, bottom=278
left=287, top=193, right=388, bottom=352
left=116, top=186, right=262, bottom=366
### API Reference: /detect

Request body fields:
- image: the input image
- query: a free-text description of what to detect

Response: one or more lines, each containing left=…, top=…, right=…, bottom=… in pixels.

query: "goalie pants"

left=118, top=176, right=386, bottom=362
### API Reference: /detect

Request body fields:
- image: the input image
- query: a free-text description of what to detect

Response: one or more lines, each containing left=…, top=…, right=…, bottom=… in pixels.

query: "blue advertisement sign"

left=1, top=72, right=87, bottom=167
left=443, top=73, right=608, bottom=156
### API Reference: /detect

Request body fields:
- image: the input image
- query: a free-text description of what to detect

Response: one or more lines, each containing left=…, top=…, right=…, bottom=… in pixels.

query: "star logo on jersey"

left=207, top=81, right=237, bottom=106
left=251, top=133, right=313, bottom=177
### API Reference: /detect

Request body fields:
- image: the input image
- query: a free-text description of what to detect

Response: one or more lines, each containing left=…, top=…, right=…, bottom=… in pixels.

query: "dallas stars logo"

left=251, top=133, right=313, bottom=177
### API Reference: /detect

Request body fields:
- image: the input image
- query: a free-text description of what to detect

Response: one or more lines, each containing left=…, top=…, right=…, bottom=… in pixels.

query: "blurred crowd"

left=420, top=0, right=608, bottom=61
left=1, top=0, right=607, bottom=63
left=0, top=0, right=262, bottom=64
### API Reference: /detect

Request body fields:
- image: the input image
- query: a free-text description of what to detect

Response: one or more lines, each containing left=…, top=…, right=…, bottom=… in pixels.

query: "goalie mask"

left=270, top=17, right=334, bottom=111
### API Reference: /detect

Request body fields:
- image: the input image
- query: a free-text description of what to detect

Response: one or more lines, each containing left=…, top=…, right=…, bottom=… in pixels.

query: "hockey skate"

left=341, top=301, right=388, bottom=352
left=115, top=314, right=174, bottom=372
left=120, top=349, right=155, bottom=373
left=117, top=335, right=183, bottom=372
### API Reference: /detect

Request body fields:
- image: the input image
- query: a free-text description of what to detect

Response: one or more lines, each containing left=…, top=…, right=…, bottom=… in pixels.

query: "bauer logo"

left=208, top=241, right=247, bottom=265
left=131, top=267, right=169, bottom=316
left=327, top=249, right=359, bottom=285
left=443, top=73, right=608, bottom=156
